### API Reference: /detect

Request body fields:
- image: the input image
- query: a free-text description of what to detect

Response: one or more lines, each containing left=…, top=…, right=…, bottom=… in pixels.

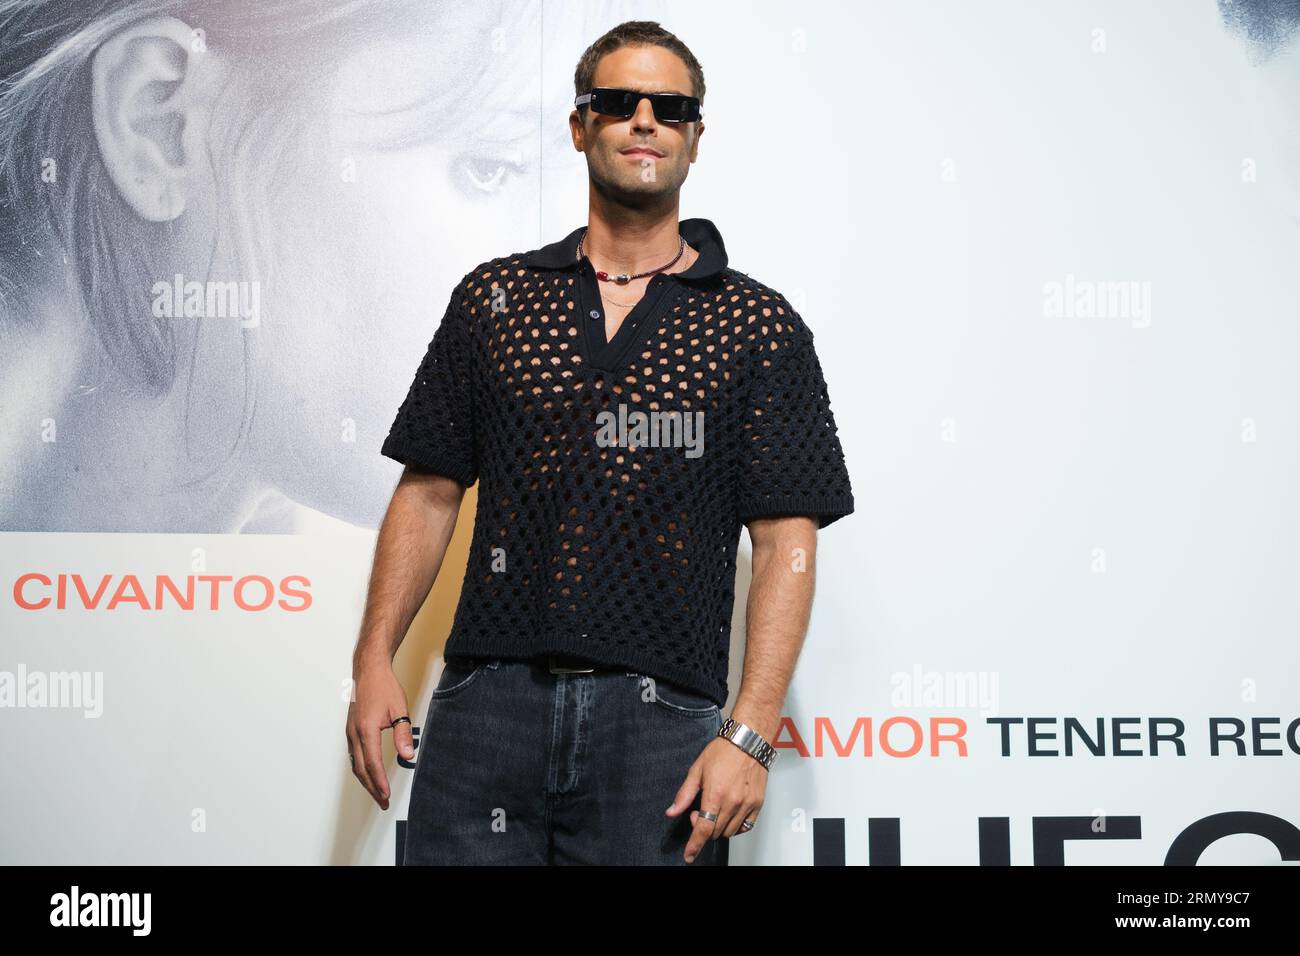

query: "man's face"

left=570, top=44, right=704, bottom=203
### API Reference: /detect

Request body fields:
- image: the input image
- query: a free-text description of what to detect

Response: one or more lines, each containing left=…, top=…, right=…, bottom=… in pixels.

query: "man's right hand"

left=346, top=664, right=415, bottom=811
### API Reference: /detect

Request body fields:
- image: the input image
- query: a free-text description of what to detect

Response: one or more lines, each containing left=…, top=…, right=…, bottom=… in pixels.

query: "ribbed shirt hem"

left=737, top=494, right=856, bottom=529
left=380, top=435, right=478, bottom=487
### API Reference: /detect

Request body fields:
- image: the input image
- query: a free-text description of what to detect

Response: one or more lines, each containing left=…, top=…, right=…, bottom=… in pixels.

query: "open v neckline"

left=575, top=257, right=678, bottom=374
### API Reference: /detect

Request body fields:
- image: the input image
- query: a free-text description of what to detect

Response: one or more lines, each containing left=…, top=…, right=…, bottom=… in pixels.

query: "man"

left=347, top=20, right=855, bottom=865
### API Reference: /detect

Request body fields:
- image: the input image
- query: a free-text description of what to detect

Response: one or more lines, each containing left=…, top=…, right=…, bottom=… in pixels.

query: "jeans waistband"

left=463, top=653, right=642, bottom=679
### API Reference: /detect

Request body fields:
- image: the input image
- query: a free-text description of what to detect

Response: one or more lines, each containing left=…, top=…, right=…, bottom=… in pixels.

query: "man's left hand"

left=666, top=737, right=767, bottom=863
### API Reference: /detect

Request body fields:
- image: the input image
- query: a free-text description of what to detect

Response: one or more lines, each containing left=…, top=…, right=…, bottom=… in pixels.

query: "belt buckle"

left=548, top=655, right=596, bottom=674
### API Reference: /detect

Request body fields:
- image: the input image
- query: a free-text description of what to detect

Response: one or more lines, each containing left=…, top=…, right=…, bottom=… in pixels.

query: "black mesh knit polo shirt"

left=380, top=217, right=855, bottom=707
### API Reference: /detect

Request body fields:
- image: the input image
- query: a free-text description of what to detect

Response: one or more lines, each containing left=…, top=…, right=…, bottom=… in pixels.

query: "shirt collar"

left=524, top=217, right=729, bottom=281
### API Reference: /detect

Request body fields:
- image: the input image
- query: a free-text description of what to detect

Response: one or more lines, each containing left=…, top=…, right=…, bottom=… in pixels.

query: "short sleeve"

left=737, top=320, right=855, bottom=529
left=380, top=293, right=478, bottom=486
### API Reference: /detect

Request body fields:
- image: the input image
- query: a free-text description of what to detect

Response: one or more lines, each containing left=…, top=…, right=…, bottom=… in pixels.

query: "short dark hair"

left=1218, top=0, right=1300, bottom=62
left=573, top=20, right=705, bottom=118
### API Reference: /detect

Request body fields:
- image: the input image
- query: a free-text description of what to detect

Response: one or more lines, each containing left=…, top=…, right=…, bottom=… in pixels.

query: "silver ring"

left=699, top=809, right=719, bottom=823
left=740, top=819, right=754, bottom=832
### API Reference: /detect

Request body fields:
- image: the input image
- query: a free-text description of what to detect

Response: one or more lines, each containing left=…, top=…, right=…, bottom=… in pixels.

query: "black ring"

left=390, top=716, right=411, bottom=728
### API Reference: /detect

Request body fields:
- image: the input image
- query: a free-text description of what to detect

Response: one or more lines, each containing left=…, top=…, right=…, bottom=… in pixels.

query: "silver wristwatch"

left=718, top=717, right=778, bottom=770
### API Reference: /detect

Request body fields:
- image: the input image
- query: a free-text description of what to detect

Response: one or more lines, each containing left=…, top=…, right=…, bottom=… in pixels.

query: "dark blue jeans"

left=403, top=656, right=729, bottom=865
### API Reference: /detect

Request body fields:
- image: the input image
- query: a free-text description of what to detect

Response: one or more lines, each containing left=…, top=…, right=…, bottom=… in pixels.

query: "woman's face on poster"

left=254, top=27, right=554, bottom=522
left=80, top=4, right=572, bottom=527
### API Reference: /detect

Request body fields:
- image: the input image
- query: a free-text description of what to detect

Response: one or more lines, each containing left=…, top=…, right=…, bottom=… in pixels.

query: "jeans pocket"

left=634, top=674, right=719, bottom=718
left=428, top=658, right=489, bottom=700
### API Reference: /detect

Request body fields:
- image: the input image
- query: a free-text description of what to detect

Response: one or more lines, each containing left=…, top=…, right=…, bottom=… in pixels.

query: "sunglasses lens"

left=588, top=89, right=700, bottom=122
left=592, top=88, right=636, bottom=116
left=655, top=96, right=700, bottom=123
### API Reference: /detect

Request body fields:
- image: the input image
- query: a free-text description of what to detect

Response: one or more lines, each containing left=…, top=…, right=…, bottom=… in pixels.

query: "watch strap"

left=718, top=716, right=777, bottom=770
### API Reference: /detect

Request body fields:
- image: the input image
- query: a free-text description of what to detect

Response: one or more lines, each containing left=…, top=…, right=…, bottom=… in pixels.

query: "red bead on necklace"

left=578, top=229, right=686, bottom=283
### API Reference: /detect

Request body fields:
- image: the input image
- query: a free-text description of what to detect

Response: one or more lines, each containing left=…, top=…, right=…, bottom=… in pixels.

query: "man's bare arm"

left=346, top=466, right=467, bottom=810
left=671, top=513, right=818, bottom=860
left=730, top=514, right=818, bottom=743
left=353, top=468, right=466, bottom=672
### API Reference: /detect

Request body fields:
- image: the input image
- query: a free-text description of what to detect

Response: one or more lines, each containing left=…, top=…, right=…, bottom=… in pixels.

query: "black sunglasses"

left=575, top=87, right=702, bottom=123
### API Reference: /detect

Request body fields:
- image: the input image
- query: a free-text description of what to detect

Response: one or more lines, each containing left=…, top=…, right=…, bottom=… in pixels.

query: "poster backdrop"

left=2, top=0, right=1298, bottom=865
